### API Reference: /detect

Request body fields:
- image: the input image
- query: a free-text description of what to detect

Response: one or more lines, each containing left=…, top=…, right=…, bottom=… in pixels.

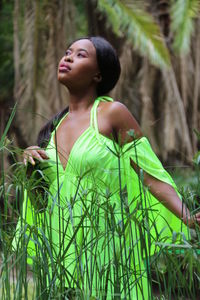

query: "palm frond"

left=97, top=0, right=170, bottom=69
left=170, top=0, right=200, bottom=54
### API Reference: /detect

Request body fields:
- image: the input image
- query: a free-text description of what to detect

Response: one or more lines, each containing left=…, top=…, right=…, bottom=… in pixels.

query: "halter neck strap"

left=90, top=96, right=113, bottom=138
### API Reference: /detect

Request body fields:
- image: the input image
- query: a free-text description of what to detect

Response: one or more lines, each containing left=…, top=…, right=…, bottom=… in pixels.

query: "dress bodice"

left=43, top=96, right=123, bottom=192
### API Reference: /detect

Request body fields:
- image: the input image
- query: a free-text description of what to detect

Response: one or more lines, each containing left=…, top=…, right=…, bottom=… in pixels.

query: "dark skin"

left=24, top=39, right=200, bottom=228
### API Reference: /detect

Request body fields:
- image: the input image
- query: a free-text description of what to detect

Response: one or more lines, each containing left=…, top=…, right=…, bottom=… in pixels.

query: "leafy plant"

left=97, top=0, right=171, bottom=69
left=170, top=0, right=200, bottom=54
left=1, top=119, right=200, bottom=299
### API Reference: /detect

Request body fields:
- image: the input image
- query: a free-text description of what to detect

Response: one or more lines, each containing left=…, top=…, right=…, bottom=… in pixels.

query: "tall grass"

left=0, top=112, right=200, bottom=299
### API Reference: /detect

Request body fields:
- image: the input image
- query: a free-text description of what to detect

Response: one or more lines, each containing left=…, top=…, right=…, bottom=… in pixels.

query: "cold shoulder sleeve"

left=121, top=137, right=190, bottom=247
left=122, top=137, right=178, bottom=191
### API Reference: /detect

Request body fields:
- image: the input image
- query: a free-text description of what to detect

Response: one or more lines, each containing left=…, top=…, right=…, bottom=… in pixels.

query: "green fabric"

left=13, top=96, right=189, bottom=299
left=122, top=138, right=190, bottom=243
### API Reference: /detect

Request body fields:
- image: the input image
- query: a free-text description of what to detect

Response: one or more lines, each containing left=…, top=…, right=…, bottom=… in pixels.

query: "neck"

left=68, top=89, right=98, bottom=113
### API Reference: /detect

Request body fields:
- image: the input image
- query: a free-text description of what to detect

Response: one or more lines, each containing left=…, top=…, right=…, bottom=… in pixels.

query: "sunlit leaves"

left=171, top=0, right=200, bottom=54
left=97, top=0, right=171, bottom=69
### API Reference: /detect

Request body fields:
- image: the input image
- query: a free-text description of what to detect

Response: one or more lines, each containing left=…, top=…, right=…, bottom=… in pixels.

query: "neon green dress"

left=14, top=96, right=189, bottom=299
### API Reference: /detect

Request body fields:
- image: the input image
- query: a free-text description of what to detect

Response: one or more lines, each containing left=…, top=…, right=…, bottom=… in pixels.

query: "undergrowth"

left=0, top=108, right=199, bottom=299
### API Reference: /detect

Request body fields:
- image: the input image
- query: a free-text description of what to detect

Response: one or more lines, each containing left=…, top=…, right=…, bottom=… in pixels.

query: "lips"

left=59, top=64, right=71, bottom=72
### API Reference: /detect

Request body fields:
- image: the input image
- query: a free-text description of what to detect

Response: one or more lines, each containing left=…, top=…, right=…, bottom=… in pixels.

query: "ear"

left=94, top=72, right=102, bottom=83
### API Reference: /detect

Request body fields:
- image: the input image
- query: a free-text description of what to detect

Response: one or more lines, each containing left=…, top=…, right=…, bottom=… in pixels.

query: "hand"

left=183, top=212, right=200, bottom=228
left=23, top=146, right=49, bottom=166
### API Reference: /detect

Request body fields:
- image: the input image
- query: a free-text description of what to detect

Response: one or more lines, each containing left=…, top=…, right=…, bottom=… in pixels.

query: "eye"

left=65, top=49, right=71, bottom=56
left=77, top=52, right=86, bottom=58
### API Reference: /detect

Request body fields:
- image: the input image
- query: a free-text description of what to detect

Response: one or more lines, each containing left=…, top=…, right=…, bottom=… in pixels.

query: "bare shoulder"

left=99, top=101, right=132, bottom=117
left=99, top=100, right=126, bottom=110
left=99, top=100, right=143, bottom=141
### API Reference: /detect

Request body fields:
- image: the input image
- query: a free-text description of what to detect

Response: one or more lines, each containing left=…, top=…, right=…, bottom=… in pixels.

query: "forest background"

left=0, top=0, right=200, bottom=299
left=0, top=0, right=200, bottom=173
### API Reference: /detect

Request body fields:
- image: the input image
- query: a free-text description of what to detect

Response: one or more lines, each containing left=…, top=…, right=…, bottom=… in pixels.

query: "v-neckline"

left=52, top=126, right=92, bottom=172
left=50, top=96, right=114, bottom=172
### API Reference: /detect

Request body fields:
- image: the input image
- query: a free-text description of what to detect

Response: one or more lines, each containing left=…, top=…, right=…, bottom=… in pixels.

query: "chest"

left=45, top=125, right=120, bottom=186
left=54, top=112, right=113, bottom=170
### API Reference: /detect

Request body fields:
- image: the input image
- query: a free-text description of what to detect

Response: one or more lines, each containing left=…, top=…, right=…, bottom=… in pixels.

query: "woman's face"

left=57, top=39, right=100, bottom=93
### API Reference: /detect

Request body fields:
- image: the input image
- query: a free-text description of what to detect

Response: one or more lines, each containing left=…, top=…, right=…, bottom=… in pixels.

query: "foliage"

left=151, top=133, right=200, bottom=298
left=1, top=117, right=200, bottom=299
left=0, top=1, right=14, bottom=102
left=170, top=0, right=200, bottom=54
left=0, top=1, right=200, bottom=296
left=73, top=0, right=88, bottom=37
left=97, top=0, right=171, bottom=69
left=0, top=102, right=17, bottom=150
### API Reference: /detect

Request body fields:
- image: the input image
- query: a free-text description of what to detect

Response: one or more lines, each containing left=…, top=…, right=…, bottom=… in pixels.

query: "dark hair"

left=66, top=36, right=121, bottom=96
left=89, top=36, right=121, bottom=95
left=37, top=107, right=69, bottom=147
left=37, top=36, right=120, bottom=147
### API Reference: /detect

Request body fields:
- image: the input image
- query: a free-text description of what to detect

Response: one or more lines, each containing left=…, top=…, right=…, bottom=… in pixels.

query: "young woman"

left=21, top=36, right=200, bottom=299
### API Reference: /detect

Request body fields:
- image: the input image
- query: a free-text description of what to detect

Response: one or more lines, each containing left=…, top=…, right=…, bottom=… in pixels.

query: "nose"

left=64, top=54, right=73, bottom=62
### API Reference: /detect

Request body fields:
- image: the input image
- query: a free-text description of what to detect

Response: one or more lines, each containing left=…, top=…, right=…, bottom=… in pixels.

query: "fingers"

left=194, top=212, right=200, bottom=226
left=24, top=154, right=36, bottom=166
left=196, top=212, right=200, bottom=218
left=37, top=149, right=49, bottom=159
left=23, top=146, right=49, bottom=166
left=187, top=213, right=200, bottom=228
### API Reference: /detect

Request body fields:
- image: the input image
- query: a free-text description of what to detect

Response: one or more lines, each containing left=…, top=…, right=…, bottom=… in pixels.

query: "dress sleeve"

left=122, top=137, right=179, bottom=193
left=121, top=136, right=190, bottom=246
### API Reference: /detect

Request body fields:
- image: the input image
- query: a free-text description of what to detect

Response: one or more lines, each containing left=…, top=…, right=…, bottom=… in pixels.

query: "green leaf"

left=193, top=129, right=200, bottom=141
left=171, top=0, right=200, bottom=54
left=97, top=0, right=171, bottom=69
left=193, top=151, right=200, bottom=165
left=0, top=103, right=17, bottom=150
left=157, top=256, right=167, bottom=274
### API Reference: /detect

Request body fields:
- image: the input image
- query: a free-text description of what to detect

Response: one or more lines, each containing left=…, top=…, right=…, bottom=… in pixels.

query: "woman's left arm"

left=108, top=101, right=200, bottom=229
left=141, top=171, right=200, bottom=228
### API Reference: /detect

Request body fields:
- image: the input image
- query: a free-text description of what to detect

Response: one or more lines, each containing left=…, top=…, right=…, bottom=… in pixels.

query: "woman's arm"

left=107, top=101, right=200, bottom=228
left=140, top=170, right=200, bottom=228
left=129, top=149, right=200, bottom=229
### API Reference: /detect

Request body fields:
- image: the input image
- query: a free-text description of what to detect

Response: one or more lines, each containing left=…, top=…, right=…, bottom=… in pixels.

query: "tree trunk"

left=192, top=18, right=200, bottom=151
left=13, top=0, right=76, bottom=146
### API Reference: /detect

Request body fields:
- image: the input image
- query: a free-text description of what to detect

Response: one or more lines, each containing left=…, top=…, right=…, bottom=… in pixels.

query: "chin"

left=58, top=78, right=72, bottom=91
left=58, top=75, right=67, bottom=85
